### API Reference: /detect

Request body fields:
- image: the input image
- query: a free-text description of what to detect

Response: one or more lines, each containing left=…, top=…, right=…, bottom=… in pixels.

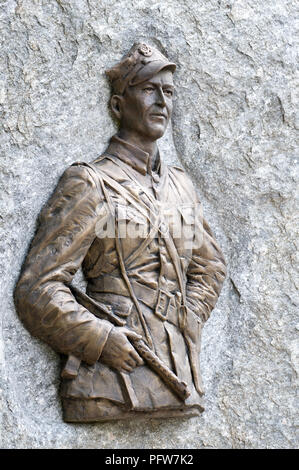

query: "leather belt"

left=87, top=276, right=182, bottom=328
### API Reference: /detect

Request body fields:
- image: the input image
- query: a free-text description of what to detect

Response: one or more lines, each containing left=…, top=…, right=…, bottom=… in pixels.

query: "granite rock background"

left=0, top=0, right=298, bottom=448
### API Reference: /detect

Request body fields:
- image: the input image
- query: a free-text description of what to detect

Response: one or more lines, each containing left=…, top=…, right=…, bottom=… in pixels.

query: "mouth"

left=150, top=113, right=167, bottom=119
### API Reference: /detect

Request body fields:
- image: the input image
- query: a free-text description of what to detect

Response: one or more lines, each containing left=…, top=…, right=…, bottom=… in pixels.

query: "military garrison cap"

left=106, top=43, right=176, bottom=95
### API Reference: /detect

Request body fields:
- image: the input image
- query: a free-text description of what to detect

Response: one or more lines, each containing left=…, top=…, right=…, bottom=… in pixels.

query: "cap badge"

left=138, top=44, right=152, bottom=57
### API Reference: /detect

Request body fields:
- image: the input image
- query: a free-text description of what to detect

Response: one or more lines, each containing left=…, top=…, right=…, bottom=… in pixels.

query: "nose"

left=156, top=88, right=166, bottom=107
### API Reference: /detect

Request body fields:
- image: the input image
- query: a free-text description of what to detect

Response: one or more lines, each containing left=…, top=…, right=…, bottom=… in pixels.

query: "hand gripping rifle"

left=61, top=286, right=190, bottom=403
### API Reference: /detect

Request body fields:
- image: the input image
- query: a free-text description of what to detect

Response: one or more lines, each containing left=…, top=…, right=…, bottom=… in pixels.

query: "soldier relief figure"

left=15, top=44, right=226, bottom=422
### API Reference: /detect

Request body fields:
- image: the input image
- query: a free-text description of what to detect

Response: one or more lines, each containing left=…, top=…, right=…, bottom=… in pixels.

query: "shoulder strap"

left=71, top=161, right=104, bottom=201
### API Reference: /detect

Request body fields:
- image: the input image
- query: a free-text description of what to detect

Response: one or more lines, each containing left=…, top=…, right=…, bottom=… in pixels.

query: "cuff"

left=82, top=319, right=114, bottom=365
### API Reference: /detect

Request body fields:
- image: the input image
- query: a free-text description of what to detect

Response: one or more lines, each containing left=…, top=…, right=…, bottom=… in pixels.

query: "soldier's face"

left=119, top=69, right=174, bottom=140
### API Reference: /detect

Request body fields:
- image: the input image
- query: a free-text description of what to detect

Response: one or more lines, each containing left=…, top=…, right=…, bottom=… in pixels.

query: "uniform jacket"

left=15, top=135, right=226, bottom=421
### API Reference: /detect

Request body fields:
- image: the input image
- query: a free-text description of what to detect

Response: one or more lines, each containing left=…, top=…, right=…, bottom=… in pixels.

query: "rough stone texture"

left=0, top=0, right=298, bottom=449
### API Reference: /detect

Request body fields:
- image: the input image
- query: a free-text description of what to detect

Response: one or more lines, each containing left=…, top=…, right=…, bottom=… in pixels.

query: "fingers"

left=121, top=359, right=143, bottom=372
left=118, top=346, right=143, bottom=371
left=121, top=363, right=134, bottom=373
left=129, top=348, right=144, bottom=366
left=123, top=328, right=142, bottom=341
left=122, top=358, right=137, bottom=372
left=126, top=357, right=137, bottom=368
left=100, top=326, right=144, bottom=372
left=117, top=348, right=144, bottom=372
left=120, top=328, right=144, bottom=365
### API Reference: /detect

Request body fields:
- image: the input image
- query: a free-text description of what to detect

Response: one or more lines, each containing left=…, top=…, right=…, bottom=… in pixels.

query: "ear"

left=110, top=95, right=124, bottom=120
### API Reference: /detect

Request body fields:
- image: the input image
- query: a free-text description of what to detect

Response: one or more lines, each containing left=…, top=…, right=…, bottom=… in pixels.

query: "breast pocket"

left=116, top=204, right=150, bottom=240
left=166, top=203, right=195, bottom=258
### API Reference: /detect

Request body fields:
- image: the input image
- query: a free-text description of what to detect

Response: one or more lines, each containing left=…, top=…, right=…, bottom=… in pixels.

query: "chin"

left=146, top=124, right=168, bottom=140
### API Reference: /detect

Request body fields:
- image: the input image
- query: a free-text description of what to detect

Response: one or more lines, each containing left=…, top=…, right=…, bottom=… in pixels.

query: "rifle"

left=61, top=285, right=190, bottom=402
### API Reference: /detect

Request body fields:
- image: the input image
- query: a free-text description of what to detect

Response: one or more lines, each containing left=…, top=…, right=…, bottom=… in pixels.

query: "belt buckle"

left=155, top=289, right=173, bottom=321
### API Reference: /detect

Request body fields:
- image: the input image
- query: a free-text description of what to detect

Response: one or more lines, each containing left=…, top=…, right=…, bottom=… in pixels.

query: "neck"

left=118, top=129, right=158, bottom=170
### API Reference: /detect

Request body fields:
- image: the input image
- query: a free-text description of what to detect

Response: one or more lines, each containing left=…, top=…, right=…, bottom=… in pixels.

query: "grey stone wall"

left=0, top=0, right=297, bottom=448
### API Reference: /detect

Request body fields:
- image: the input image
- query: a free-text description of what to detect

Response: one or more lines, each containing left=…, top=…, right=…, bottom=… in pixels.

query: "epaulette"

left=170, top=165, right=184, bottom=172
left=71, top=161, right=86, bottom=167
left=92, top=154, right=108, bottom=164
left=71, top=154, right=107, bottom=168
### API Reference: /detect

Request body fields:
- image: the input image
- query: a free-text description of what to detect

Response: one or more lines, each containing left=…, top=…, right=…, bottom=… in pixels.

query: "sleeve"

left=185, top=192, right=227, bottom=324
left=14, top=164, right=113, bottom=365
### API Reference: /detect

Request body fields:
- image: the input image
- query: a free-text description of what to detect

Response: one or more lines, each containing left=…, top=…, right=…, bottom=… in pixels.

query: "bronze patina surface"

left=15, top=43, right=227, bottom=423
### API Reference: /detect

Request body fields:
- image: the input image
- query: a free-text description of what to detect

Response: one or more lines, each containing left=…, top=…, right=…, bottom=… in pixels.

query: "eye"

left=143, top=87, right=154, bottom=93
left=164, top=89, right=173, bottom=97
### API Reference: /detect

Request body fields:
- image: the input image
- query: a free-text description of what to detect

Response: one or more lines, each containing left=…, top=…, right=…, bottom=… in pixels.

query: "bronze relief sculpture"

left=15, top=43, right=226, bottom=422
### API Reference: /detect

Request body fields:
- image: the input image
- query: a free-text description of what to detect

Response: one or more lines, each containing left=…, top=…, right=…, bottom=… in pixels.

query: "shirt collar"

left=105, top=135, right=160, bottom=176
